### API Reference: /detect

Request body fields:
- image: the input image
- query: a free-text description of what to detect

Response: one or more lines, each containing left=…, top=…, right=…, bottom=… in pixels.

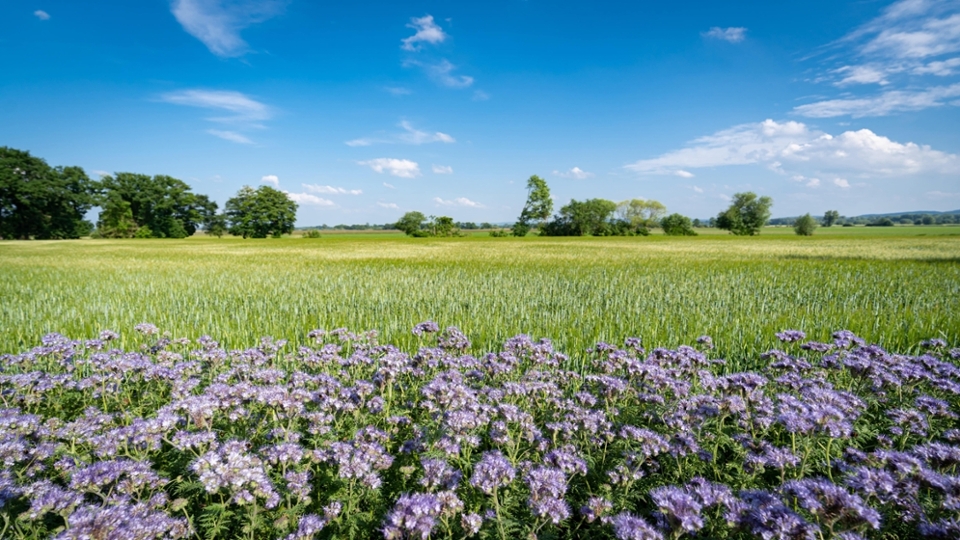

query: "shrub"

left=660, top=213, right=698, bottom=236
left=793, top=214, right=818, bottom=236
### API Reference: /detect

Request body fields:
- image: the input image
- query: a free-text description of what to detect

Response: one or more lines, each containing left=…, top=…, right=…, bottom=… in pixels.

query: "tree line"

left=0, top=147, right=297, bottom=239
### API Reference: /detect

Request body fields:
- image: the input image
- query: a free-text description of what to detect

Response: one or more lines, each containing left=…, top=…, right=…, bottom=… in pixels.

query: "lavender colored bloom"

left=324, top=501, right=343, bottom=521
left=581, top=496, right=613, bottom=523
left=438, top=326, right=470, bottom=351
left=921, top=338, right=948, bottom=349
left=285, top=470, right=312, bottom=499
left=696, top=335, right=714, bottom=350
left=727, top=490, right=819, bottom=540
left=23, top=480, right=84, bottom=520
left=524, top=466, right=570, bottom=524
left=461, top=512, right=483, bottom=536
left=650, top=486, right=704, bottom=533
left=782, top=478, right=881, bottom=530
left=382, top=493, right=443, bottom=540
left=191, top=440, right=280, bottom=508
left=69, top=459, right=163, bottom=496
left=776, top=330, right=807, bottom=343
left=327, top=436, right=394, bottom=489
left=604, top=512, right=663, bottom=540
left=412, top=321, right=440, bottom=337
left=470, top=450, right=515, bottom=494
left=419, top=458, right=462, bottom=491
left=686, top=477, right=734, bottom=508
left=58, top=500, right=191, bottom=540
left=544, top=445, right=588, bottom=475
left=285, top=514, right=327, bottom=540
left=134, top=323, right=159, bottom=336
left=99, top=330, right=119, bottom=341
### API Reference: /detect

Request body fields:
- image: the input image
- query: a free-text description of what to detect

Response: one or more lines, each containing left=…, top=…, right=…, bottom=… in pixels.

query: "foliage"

left=303, top=229, right=322, bottom=238
left=394, top=211, right=427, bottom=236
left=541, top=198, right=618, bottom=236
left=794, top=213, right=818, bottom=236
left=427, top=216, right=461, bottom=237
left=616, top=198, right=666, bottom=229
left=97, top=173, right=212, bottom=238
left=0, top=147, right=96, bottom=239
left=867, top=217, right=895, bottom=227
left=0, top=325, right=958, bottom=539
left=225, top=186, right=298, bottom=239
left=660, top=213, right=698, bottom=236
left=513, top=175, right=553, bottom=235
left=204, top=214, right=228, bottom=238
left=715, top=192, right=773, bottom=236
left=489, top=229, right=510, bottom=237
left=822, top=210, right=840, bottom=228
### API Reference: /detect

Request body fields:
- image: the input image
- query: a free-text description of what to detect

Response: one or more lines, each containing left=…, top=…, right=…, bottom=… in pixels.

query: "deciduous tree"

left=715, top=192, right=773, bottom=236
left=513, top=175, right=553, bottom=236
left=225, top=185, right=298, bottom=238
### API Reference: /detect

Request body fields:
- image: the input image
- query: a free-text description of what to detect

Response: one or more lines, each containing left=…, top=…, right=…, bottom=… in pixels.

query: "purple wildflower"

left=419, top=458, right=462, bottom=491
left=581, top=496, right=613, bottom=523
left=461, top=512, right=483, bottom=536
left=603, top=512, right=663, bottom=540
left=782, top=478, right=881, bottom=530
left=285, top=514, right=327, bottom=540
left=470, top=450, right=515, bottom=494
left=382, top=493, right=443, bottom=540
left=524, top=466, right=569, bottom=524
left=650, top=486, right=704, bottom=533
left=776, top=330, right=807, bottom=343
left=412, top=321, right=440, bottom=337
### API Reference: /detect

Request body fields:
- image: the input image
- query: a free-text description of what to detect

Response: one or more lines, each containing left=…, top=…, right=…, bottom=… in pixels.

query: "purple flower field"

left=1, top=324, right=958, bottom=539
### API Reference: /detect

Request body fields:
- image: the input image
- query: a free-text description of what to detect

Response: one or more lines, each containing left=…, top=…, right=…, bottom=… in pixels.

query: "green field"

left=2, top=226, right=958, bottom=366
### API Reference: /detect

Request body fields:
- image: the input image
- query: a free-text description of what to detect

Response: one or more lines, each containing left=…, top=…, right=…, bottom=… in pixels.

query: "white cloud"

left=377, top=202, right=400, bottom=209
left=625, top=118, right=959, bottom=178
left=692, top=186, right=704, bottom=193
left=347, top=121, right=455, bottom=147
left=284, top=192, right=335, bottom=206
left=170, top=0, right=286, bottom=57
left=926, top=190, right=960, bottom=197
left=833, top=178, right=851, bottom=188
left=408, top=59, right=474, bottom=88
left=433, top=197, right=484, bottom=208
left=303, top=184, right=362, bottom=195
left=807, top=178, right=821, bottom=187
left=553, top=167, right=594, bottom=179
left=161, top=89, right=270, bottom=122
left=207, top=129, right=253, bottom=144
left=401, top=15, right=447, bottom=51
left=359, top=158, right=421, bottom=178
left=34, top=10, right=50, bottom=20
left=674, top=170, right=695, bottom=178
left=473, top=90, right=490, bottom=101
left=261, top=174, right=279, bottom=186
left=702, top=27, right=747, bottom=43
left=383, top=182, right=396, bottom=189
left=432, top=164, right=454, bottom=174
left=345, top=138, right=374, bottom=147
left=795, top=83, right=960, bottom=117
left=834, top=65, right=891, bottom=86
left=913, top=57, right=960, bottom=75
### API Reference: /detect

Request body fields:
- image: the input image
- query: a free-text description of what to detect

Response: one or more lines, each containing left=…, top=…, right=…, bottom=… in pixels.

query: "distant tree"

left=867, top=217, right=895, bottom=227
left=428, top=215, right=459, bottom=237
left=205, top=214, right=228, bottom=238
left=0, top=147, right=96, bottom=239
left=98, top=173, right=210, bottom=238
left=822, top=210, right=840, bottom=227
left=225, top=185, right=298, bottom=238
left=660, top=213, right=698, bottom=236
left=97, top=192, right=140, bottom=238
left=394, top=211, right=426, bottom=236
left=692, top=218, right=702, bottom=228
left=513, top=175, right=553, bottom=236
left=616, top=199, right=666, bottom=229
left=921, top=215, right=935, bottom=225
left=715, top=192, right=773, bottom=236
left=794, top=213, right=818, bottom=236
left=541, top=198, right=617, bottom=236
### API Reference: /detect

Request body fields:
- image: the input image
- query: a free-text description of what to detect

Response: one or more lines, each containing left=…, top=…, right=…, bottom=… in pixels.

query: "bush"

left=489, top=229, right=510, bottom=237
left=660, top=213, right=698, bottom=236
left=302, top=230, right=322, bottom=238
left=793, top=214, right=818, bottom=236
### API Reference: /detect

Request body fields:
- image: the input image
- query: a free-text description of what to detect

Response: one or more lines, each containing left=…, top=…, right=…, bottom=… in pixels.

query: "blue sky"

left=2, top=0, right=959, bottom=224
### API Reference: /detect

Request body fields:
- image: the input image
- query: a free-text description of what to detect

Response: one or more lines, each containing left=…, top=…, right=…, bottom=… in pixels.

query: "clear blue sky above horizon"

left=2, top=0, right=959, bottom=224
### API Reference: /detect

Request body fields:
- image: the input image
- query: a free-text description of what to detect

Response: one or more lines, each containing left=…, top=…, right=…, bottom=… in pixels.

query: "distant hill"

left=854, top=209, right=960, bottom=218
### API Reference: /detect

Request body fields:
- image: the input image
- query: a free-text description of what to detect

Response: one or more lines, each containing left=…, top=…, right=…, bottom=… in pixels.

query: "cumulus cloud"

left=303, top=184, right=362, bottom=195
left=432, top=164, right=453, bottom=174
left=433, top=197, right=484, bottom=208
left=34, top=10, right=50, bottom=20
left=207, top=129, right=253, bottom=144
left=170, top=0, right=287, bottom=57
left=553, top=167, right=594, bottom=179
left=261, top=174, right=279, bottom=186
left=284, top=192, right=335, bottom=206
left=702, top=27, right=747, bottom=43
left=359, top=158, right=421, bottom=178
left=377, top=202, right=400, bottom=209
left=833, top=178, right=851, bottom=188
left=795, top=83, right=960, bottom=117
left=625, top=118, right=959, bottom=178
left=401, top=15, right=447, bottom=51
left=674, top=170, right=695, bottom=178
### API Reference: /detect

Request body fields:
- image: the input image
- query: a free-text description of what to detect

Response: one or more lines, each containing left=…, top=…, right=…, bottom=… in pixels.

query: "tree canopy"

left=97, top=173, right=213, bottom=238
left=823, top=210, right=840, bottom=227
left=660, top=213, right=698, bottom=236
left=512, top=175, right=553, bottom=236
left=225, top=186, right=298, bottom=238
left=541, top=198, right=618, bottom=236
left=794, top=213, right=818, bottom=236
left=715, top=192, right=773, bottom=236
left=616, top=199, right=666, bottom=229
left=0, top=147, right=96, bottom=239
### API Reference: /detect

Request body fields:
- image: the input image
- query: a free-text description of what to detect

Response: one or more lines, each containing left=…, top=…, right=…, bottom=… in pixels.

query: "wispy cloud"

left=207, top=129, right=253, bottom=144
left=406, top=59, right=474, bottom=88
left=303, top=184, right=363, bottom=195
left=383, top=182, right=396, bottom=189
left=926, top=190, right=960, bottom=197
left=346, top=121, right=455, bottom=146
left=34, top=10, right=50, bottom=20
left=433, top=196, right=484, bottom=208
left=385, top=86, right=412, bottom=96
left=261, top=174, right=279, bottom=186
left=675, top=170, right=695, bottom=178
left=626, top=118, right=959, bottom=178
left=170, top=0, right=287, bottom=57
left=552, top=167, right=594, bottom=179
left=359, top=158, right=421, bottom=178
left=284, top=192, right=335, bottom=206
left=702, top=27, right=747, bottom=43
left=401, top=15, right=447, bottom=51
left=161, top=89, right=270, bottom=122
left=432, top=164, right=454, bottom=174
left=472, top=90, right=490, bottom=101
left=794, top=82, right=960, bottom=117
left=377, top=202, right=400, bottom=209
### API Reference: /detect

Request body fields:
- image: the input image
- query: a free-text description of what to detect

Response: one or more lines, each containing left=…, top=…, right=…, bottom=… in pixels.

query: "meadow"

left=0, top=226, right=957, bottom=365
left=1, top=227, right=960, bottom=539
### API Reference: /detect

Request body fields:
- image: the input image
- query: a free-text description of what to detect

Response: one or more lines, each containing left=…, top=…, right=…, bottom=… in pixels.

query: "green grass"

left=1, top=226, right=958, bottom=368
